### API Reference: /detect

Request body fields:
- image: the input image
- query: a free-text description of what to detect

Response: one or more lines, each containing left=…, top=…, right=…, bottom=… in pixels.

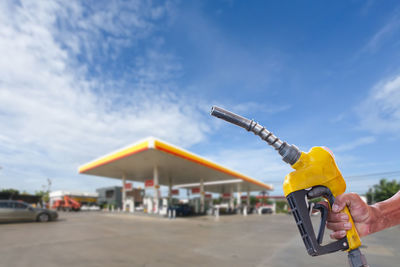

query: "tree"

left=259, top=190, right=269, bottom=204
left=275, top=200, right=288, bottom=213
left=1, top=188, right=19, bottom=195
left=250, top=196, right=258, bottom=206
left=35, top=190, right=50, bottom=203
left=366, top=178, right=400, bottom=204
left=36, top=178, right=52, bottom=203
left=213, top=197, right=222, bottom=205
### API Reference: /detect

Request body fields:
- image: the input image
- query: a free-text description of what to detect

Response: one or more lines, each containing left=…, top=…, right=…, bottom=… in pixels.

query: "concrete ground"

left=0, top=212, right=398, bottom=267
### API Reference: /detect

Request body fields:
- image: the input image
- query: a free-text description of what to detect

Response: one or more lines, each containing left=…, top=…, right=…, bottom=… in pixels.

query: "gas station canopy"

left=78, top=137, right=273, bottom=192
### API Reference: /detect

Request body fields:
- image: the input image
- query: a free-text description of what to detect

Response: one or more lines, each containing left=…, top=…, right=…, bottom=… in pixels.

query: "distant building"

left=127, top=188, right=144, bottom=205
left=96, top=186, right=144, bottom=209
left=96, top=186, right=123, bottom=208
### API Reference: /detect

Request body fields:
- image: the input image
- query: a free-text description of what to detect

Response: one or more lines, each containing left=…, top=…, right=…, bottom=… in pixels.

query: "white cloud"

left=362, top=9, right=400, bottom=53
left=357, top=74, right=400, bottom=134
left=333, top=136, right=376, bottom=152
left=0, top=0, right=210, bottom=192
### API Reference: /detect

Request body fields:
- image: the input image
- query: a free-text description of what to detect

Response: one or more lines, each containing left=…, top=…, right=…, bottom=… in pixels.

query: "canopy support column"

left=229, top=188, right=234, bottom=212
left=168, top=176, right=172, bottom=206
left=236, top=183, right=242, bottom=213
left=130, top=182, right=135, bottom=213
left=246, top=188, right=250, bottom=206
left=122, top=173, right=126, bottom=211
left=200, top=178, right=205, bottom=214
left=153, top=166, right=160, bottom=214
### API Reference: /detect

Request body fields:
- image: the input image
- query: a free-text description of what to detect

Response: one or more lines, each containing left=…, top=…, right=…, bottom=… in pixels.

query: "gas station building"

left=78, top=137, right=273, bottom=215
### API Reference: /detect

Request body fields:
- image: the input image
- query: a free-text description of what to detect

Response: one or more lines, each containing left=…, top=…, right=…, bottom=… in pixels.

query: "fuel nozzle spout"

left=210, top=106, right=301, bottom=165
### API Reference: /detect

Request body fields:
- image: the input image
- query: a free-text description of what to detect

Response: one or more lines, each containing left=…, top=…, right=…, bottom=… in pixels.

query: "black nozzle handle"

left=287, top=188, right=350, bottom=256
left=210, top=105, right=301, bottom=165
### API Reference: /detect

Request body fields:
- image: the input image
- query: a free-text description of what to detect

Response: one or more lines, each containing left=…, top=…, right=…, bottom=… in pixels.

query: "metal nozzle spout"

left=210, top=106, right=253, bottom=130
left=210, top=106, right=301, bottom=165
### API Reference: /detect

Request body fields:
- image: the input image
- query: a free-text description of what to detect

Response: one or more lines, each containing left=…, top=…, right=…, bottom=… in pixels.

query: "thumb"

left=332, top=194, right=350, bottom=212
left=332, top=193, right=359, bottom=213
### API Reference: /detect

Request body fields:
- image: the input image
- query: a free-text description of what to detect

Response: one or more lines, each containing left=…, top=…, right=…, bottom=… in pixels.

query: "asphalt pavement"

left=0, top=212, right=398, bottom=267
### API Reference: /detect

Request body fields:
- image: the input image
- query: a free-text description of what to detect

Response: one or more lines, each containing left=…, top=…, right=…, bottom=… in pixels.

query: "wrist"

left=368, top=204, right=383, bottom=235
left=369, top=192, right=400, bottom=234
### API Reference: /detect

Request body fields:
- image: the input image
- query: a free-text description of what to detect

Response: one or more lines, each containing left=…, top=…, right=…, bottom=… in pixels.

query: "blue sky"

left=1, top=0, right=400, bottom=196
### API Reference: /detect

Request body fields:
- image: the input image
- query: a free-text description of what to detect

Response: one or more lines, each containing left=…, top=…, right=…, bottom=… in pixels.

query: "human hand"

left=324, top=193, right=378, bottom=239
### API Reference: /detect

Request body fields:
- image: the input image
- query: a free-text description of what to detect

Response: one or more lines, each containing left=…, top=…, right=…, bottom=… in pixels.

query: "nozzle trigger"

left=287, top=187, right=349, bottom=256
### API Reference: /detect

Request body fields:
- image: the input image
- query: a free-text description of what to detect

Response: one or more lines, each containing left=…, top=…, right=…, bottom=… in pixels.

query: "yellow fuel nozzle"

left=211, top=105, right=367, bottom=265
left=211, top=106, right=301, bottom=165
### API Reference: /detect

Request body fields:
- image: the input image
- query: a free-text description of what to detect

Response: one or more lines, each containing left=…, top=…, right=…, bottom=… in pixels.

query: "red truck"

left=52, top=196, right=81, bottom=211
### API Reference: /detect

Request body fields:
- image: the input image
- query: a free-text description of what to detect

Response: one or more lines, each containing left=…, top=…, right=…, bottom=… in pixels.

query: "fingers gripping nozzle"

left=210, top=106, right=301, bottom=165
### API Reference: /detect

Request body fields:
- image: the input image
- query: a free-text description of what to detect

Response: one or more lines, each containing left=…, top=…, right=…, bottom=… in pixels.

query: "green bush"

left=275, top=200, right=288, bottom=213
left=366, top=178, right=400, bottom=204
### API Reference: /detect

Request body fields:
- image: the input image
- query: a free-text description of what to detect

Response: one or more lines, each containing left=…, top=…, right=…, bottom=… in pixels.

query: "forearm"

left=370, top=191, right=400, bottom=234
